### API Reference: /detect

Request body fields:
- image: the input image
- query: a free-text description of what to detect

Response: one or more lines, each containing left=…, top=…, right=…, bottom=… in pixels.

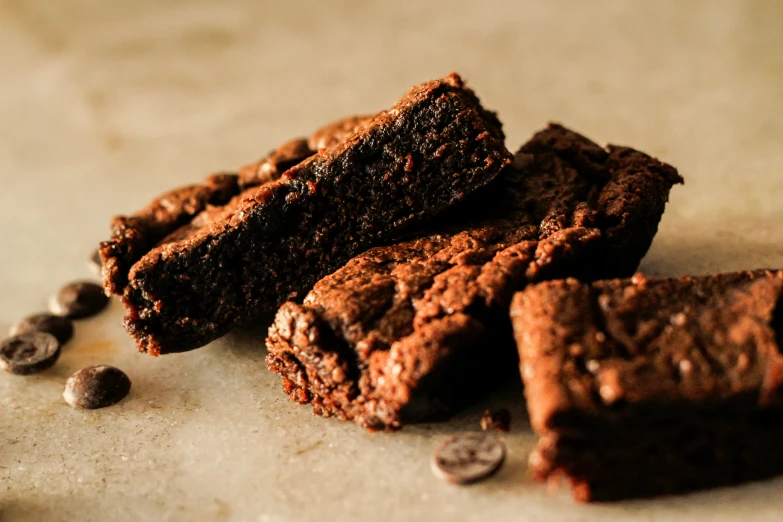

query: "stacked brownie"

left=266, top=124, right=682, bottom=430
left=101, top=73, right=510, bottom=355
left=99, top=72, right=783, bottom=502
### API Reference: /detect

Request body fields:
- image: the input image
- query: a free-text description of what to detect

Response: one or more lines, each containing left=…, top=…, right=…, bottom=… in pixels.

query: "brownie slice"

left=101, top=116, right=372, bottom=296
left=511, top=271, right=783, bottom=502
left=101, top=73, right=510, bottom=355
left=266, top=124, right=683, bottom=430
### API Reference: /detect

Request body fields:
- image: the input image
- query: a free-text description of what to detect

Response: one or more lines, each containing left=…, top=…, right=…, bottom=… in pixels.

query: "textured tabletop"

left=1, top=0, right=782, bottom=520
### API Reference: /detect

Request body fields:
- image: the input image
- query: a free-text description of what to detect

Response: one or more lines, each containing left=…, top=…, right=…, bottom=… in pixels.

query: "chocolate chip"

left=63, top=365, right=131, bottom=409
left=10, top=313, right=74, bottom=345
left=0, top=333, right=61, bottom=375
left=89, top=249, right=102, bottom=275
left=50, top=281, right=109, bottom=319
left=480, top=408, right=511, bottom=433
left=431, top=432, right=506, bottom=485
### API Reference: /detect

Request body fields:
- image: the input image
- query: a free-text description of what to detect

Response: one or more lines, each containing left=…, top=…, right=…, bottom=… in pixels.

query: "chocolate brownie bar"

left=512, top=271, right=783, bottom=502
left=101, top=73, right=510, bottom=355
left=266, top=124, right=683, bottom=430
left=101, top=116, right=371, bottom=296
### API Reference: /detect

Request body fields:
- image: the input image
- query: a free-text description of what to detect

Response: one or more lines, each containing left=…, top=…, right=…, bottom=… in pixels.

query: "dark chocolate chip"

left=63, top=365, right=131, bottom=409
left=50, top=281, right=109, bottom=319
left=0, top=333, right=61, bottom=375
left=89, top=249, right=102, bottom=275
left=10, top=313, right=74, bottom=345
left=480, top=408, right=511, bottom=433
left=431, top=433, right=506, bottom=485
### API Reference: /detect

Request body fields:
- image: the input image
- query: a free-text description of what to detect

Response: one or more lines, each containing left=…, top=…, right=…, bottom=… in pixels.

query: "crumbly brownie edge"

left=266, top=299, right=519, bottom=430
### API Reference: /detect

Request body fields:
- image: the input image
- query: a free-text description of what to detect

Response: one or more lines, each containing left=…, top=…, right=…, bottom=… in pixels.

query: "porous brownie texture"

left=512, top=270, right=783, bottom=501
left=102, top=73, right=510, bottom=355
left=266, top=123, right=683, bottom=430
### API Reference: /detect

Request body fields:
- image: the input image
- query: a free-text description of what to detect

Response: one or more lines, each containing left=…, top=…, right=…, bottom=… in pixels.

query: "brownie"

left=101, top=116, right=370, bottom=296
left=101, top=73, right=510, bottom=355
left=266, top=124, right=683, bottom=430
left=511, top=270, right=783, bottom=502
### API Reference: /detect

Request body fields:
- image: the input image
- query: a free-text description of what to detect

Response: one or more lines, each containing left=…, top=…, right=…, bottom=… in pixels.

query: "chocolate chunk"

left=0, top=333, right=61, bottom=375
left=431, top=432, right=506, bottom=485
left=89, top=248, right=102, bottom=275
left=10, top=313, right=74, bottom=345
left=103, top=73, right=510, bottom=355
left=480, top=408, right=511, bottom=432
left=50, top=281, right=109, bottom=319
left=63, top=365, right=131, bottom=409
left=512, top=270, right=783, bottom=502
left=266, top=123, right=683, bottom=430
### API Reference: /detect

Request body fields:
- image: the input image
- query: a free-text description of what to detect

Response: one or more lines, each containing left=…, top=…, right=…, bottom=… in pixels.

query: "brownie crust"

left=512, top=271, right=783, bottom=501
left=104, top=73, right=511, bottom=355
left=266, top=123, right=683, bottom=430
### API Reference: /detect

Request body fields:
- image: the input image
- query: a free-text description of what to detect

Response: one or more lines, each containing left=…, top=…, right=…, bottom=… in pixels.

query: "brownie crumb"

left=480, top=408, right=511, bottom=432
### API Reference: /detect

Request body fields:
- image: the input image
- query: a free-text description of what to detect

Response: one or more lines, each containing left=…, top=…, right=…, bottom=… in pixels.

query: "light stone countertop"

left=1, top=0, right=782, bottom=520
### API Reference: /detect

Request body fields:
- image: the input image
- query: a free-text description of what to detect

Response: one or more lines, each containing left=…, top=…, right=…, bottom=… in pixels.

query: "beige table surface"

left=2, top=0, right=782, bottom=520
